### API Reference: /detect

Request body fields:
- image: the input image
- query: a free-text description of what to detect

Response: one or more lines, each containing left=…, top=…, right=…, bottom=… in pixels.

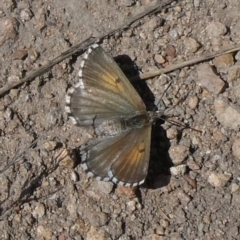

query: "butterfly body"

left=95, top=113, right=150, bottom=136
left=65, top=44, right=158, bottom=187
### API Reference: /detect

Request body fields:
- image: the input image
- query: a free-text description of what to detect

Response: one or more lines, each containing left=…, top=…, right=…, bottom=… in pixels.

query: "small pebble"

left=197, top=63, right=225, bottom=94
left=169, top=145, right=189, bottom=165
left=9, top=89, right=20, bottom=100
left=32, top=203, right=45, bottom=218
left=12, top=49, right=28, bottom=60
left=0, top=17, right=19, bottom=46
left=59, top=155, right=75, bottom=168
left=166, top=127, right=178, bottom=139
left=160, top=219, right=169, bottom=228
left=187, top=158, right=200, bottom=170
left=213, top=53, right=234, bottom=69
left=96, top=181, right=114, bottom=195
left=127, top=199, right=137, bottom=212
left=214, top=97, right=240, bottom=130
left=56, top=148, right=76, bottom=168
left=37, top=225, right=53, bottom=239
left=208, top=172, right=231, bottom=187
left=188, top=96, right=199, bottom=109
left=232, top=138, right=240, bottom=161
left=235, top=51, right=240, bottom=61
left=70, top=171, right=79, bottom=182
left=115, top=185, right=137, bottom=197
left=8, top=75, right=20, bottom=84
left=42, top=141, right=57, bottom=151
left=3, top=108, right=13, bottom=121
left=177, top=189, right=191, bottom=205
left=86, top=211, right=108, bottom=227
left=231, top=183, right=239, bottom=193
left=139, top=32, right=146, bottom=40
left=154, top=54, right=165, bottom=64
left=20, top=9, right=33, bottom=21
left=86, top=226, right=109, bottom=240
left=206, top=22, right=227, bottom=39
left=194, top=0, right=200, bottom=7
left=170, top=164, right=187, bottom=176
left=228, top=63, right=240, bottom=82
left=28, top=49, right=39, bottom=61
left=165, top=44, right=176, bottom=59
left=184, top=37, right=200, bottom=53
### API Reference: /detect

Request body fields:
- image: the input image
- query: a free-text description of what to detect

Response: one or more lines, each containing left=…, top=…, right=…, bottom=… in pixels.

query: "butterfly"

left=65, top=44, right=163, bottom=187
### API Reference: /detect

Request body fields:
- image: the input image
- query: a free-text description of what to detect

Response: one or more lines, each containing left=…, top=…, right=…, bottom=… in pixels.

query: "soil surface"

left=0, top=0, right=240, bottom=239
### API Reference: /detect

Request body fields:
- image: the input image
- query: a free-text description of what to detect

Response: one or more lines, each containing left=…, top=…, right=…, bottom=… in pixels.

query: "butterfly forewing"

left=81, top=124, right=151, bottom=186
left=66, top=44, right=146, bottom=126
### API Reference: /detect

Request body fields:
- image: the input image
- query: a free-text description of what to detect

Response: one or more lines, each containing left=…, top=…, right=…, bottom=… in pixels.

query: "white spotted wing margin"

left=81, top=124, right=151, bottom=187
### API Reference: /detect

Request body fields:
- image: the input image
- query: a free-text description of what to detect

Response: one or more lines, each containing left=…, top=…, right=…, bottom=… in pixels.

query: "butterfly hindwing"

left=81, top=124, right=151, bottom=187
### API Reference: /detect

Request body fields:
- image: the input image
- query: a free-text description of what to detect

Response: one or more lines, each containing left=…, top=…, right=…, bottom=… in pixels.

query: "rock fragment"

left=214, top=97, right=240, bottom=130
left=208, top=172, right=231, bottom=187
left=197, top=63, right=225, bottom=94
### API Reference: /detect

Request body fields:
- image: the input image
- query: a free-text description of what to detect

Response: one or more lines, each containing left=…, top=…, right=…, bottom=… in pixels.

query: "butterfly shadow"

left=115, top=54, right=173, bottom=190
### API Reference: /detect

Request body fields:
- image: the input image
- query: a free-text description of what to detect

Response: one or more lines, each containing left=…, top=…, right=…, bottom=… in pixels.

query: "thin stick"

left=0, top=0, right=176, bottom=98
left=0, top=139, right=38, bottom=174
left=131, top=44, right=240, bottom=81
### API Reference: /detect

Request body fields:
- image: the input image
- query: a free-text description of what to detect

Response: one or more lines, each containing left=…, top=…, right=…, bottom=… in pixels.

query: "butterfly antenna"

left=153, top=78, right=201, bottom=133
left=153, top=80, right=173, bottom=112
left=163, top=115, right=202, bottom=133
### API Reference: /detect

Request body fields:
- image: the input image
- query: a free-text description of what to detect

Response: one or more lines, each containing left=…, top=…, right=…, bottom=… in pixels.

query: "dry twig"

left=0, top=0, right=176, bottom=98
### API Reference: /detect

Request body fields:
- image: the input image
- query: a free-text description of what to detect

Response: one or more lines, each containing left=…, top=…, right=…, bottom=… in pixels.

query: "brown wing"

left=81, top=124, right=151, bottom=187
left=65, top=44, right=146, bottom=126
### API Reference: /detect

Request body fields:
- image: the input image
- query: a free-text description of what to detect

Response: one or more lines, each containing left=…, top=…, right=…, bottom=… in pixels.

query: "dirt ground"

left=0, top=0, right=240, bottom=239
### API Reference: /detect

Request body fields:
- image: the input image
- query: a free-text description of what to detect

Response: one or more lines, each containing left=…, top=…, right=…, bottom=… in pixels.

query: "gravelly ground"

left=0, top=0, right=240, bottom=239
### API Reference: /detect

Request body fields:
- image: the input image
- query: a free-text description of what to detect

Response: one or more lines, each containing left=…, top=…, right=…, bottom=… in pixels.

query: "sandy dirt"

left=0, top=0, right=240, bottom=239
